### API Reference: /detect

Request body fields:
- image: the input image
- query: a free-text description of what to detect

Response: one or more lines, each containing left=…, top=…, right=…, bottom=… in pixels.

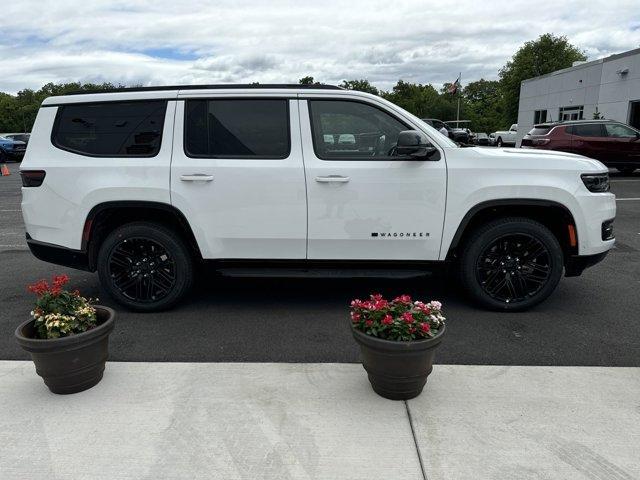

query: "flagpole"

left=456, top=72, right=461, bottom=127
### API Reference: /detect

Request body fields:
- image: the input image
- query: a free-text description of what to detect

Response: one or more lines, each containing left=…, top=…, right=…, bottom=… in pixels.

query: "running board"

left=216, top=267, right=431, bottom=279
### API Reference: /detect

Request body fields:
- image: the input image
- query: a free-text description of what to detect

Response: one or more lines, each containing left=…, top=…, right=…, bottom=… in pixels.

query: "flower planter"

left=15, top=306, right=116, bottom=394
left=352, top=324, right=446, bottom=400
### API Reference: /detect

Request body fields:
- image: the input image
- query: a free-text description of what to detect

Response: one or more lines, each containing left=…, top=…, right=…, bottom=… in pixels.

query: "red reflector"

left=83, top=219, right=93, bottom=243
left=567, top=224, right=577, bottom=247
left=20, top=170, right=46, bottom=187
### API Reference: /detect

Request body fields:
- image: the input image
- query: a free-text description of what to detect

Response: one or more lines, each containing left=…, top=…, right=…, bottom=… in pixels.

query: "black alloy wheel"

left=107, top=237, right=176, bottom=303
left=97, top=222, right=193, bottom=311
left=459, top=217, right=564, bottom=311
left=475, top=233, right=551, bottom=304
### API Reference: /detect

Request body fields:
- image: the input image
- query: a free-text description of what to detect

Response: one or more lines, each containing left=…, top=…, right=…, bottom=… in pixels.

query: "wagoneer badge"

left=371, top=232, right=430, bottom=238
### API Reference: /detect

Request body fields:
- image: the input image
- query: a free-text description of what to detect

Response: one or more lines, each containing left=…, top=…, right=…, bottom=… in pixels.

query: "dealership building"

left=516, top=47, right=640, bottom=145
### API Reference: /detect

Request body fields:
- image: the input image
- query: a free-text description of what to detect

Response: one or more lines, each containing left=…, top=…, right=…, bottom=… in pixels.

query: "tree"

left=462, top=79, right=504, bottom=133
left=340, top=79, right=378, bottom=95
left=299, top=76, right=320, bottom=85
left=499, top=34, right=586, bottom=124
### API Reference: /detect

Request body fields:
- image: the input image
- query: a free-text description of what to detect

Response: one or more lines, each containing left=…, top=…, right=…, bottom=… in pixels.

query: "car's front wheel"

left=496, top=137, right=503, bottom=147
left=459, top=217, right=564, bottom=311
left=97, top=222, right=194, bottom=311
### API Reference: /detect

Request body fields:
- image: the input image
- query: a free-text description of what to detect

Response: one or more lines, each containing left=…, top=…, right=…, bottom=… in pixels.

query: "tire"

left=458, top=217, right=564, bottom=311
left=496, top=137, right=503, bottom=147
left=616, top=167, right=636, bottom=175
left=97, top=222, right=194, bottom=312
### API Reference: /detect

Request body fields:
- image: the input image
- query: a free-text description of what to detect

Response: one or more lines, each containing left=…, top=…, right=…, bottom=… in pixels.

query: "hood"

left=467, top=146, right=607, bottom=172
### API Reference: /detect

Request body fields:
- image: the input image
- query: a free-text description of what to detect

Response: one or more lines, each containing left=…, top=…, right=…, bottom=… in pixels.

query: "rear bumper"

left=565, top=251, right=609, bottom=277
left=26, top=234, right=91, bottom=271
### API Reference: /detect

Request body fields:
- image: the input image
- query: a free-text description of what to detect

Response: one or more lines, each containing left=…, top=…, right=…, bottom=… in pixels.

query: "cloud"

left=1, top=0, right=639, bottom=94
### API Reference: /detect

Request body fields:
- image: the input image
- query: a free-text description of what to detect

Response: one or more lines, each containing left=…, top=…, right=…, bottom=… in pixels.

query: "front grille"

left=602, top=219, right=614, bottom=241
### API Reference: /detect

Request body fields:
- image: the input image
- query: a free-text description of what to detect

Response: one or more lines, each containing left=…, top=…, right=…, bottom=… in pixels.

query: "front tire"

left=496, top=137, right=503, bottom=147
left=459, top=217, right=564, bottom=311
left=97, top=222, right=193, bottom=312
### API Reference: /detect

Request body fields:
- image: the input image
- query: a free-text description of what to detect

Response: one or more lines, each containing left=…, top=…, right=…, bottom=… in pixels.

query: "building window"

left=533, top=110, right=547, bottom=124
left=559, top=106, right=584, bottom=121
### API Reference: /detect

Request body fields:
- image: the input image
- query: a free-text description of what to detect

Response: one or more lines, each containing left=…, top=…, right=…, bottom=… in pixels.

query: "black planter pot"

left=15, top=306, right=116, bottom=394
left=352, top=325, right=446, bottom=400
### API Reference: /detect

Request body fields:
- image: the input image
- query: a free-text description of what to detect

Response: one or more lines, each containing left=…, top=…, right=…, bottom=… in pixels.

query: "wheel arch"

left=445, top=199, right=578, bottom=262
left=82, top=201, right=202, bottom=270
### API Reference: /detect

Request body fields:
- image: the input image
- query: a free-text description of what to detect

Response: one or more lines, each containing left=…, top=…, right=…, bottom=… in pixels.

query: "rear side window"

left=605, top=123, right=638, bottom=138
left=53, top=101, right=167, bottom=157
left=185, top=99, right=290, bottom=158
left=528, top=127, right=552, bottom=136
left=569, top=124, right=604, bottom=137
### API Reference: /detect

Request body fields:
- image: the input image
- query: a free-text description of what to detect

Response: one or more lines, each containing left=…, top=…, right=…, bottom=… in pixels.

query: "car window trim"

left=183, top=97, right=292, bottom=160
left=307, top=98, right=417, bottom=162
left=50, top=99, right=168, bottom=158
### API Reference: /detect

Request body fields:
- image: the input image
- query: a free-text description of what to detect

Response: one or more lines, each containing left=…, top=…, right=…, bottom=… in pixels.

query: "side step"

left=216, top=267, right=431, bottom=279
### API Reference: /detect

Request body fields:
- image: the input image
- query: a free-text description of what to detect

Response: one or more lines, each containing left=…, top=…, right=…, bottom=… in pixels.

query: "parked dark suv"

left=522, top=119, right=640, bottom=174
left=421, top=118, right=470, bottom=144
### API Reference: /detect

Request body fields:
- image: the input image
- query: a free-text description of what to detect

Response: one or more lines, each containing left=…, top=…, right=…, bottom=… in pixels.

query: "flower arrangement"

left=350, top=294, right=445, bottom=341
left=27, top=275, right=98, bottom=339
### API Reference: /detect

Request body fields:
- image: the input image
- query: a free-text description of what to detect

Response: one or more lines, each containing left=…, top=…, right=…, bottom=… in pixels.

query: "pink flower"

left=419, top=322, right=431, bottom=333
left=351, top=312, right=361, bottom=323
left=365, top=320, right=374, bottom=327
left=371, top=299, right=389, bottom=311
left=382, top=314, right=394, bottom=325
left=394, top=294, right=412, bottom=304
left=370, top=293, right=384, bottom=301
left=402, top=312, right=414, bottom=324
left=350, top=299, right=364, bottom=308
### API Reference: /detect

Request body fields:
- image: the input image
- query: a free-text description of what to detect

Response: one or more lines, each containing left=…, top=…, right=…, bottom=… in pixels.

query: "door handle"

left=180, top=174, right=214, bottom=182
left=315, top=175, right=350, bottom=183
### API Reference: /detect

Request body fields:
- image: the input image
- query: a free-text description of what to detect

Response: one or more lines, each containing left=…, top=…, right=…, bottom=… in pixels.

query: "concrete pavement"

left=1, top=361, right=638, bottom=480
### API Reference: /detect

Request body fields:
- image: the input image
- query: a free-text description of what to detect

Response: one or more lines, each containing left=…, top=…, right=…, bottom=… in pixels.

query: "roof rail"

left=65, top=83, right=343, bottom=95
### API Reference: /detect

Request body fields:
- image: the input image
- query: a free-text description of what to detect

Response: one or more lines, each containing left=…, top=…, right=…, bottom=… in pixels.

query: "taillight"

left=20, top=170, right=46, bottom=187
left=531, top=138, right=551, bottom=146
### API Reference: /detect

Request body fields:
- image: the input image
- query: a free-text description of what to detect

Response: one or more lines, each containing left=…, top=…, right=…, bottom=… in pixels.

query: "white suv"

left=20, top=84, right=616, bottom=311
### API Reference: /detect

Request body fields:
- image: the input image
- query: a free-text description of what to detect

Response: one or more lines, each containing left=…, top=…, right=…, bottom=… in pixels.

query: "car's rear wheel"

left=617, top=167, right=636, bottom=175
left=97, top=222, right=193, bottom=311
left=459, top=217, right=564, bottom=311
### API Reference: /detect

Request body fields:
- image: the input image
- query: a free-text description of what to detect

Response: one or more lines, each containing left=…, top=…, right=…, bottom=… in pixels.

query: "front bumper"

left=26, top=234, right=91, bottom=271
left=565, top=251, right=609, bottom=277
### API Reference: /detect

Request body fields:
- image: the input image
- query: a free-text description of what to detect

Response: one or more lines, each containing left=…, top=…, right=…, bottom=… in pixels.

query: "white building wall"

left=515, top=48, right=640, bottom=146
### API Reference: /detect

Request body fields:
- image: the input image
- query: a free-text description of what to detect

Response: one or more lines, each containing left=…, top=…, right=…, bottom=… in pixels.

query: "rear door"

left=170, top=95, right=307, bottom=259
left=569, top=123, right=608, bottom=161
left=299, top=96, right=447, bottom=261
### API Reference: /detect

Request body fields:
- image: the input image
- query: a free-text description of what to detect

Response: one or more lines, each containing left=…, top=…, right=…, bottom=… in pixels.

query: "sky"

left=1, top=0, right=640, bottom=94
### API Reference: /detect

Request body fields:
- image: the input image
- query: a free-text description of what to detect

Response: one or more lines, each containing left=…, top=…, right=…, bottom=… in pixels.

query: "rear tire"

left=97, top=222, right=193, bottom=312
left=617, top=167, right=636, bottom=175
left=458, top=217, right=564, bottom=311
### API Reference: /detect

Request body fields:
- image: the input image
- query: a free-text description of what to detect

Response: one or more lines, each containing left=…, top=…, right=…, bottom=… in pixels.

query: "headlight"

left=581, top=173, right=609, bottom=192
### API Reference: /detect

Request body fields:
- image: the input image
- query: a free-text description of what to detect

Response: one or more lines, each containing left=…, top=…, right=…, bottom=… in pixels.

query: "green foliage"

left=462, top=79, right=504, bottom=134
left=340, top=79, right=379, bottom=95
left=298, top=76, right=320, bottom=85
left=499, top=33, right=586, bottom=124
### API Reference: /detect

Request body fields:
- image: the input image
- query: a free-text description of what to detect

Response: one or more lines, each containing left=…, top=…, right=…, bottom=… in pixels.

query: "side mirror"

left=396, top=130, right=438, bottom=160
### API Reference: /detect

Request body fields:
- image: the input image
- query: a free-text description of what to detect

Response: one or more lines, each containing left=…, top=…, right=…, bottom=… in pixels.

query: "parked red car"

left=521, top=119, right=640, bottom=174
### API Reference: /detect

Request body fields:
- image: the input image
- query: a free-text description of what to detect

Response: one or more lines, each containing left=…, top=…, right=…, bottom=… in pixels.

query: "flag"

left=447, top=74, right=461, bottom=95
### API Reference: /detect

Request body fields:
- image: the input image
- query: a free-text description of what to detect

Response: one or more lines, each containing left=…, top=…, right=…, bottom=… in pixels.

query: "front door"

left=602, top=122, right=640, bottom=166
left=170, top=97, right=307, bottom=259
left=299, top=97, right=447, bottom=261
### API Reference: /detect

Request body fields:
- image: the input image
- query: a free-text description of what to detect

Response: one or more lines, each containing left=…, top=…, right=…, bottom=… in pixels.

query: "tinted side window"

left=570, top=124, right=604, bottom=137
left=309, top=100, right=409, bottom=160
left=53, top=101, right=166, bottom=156
left=605, top=123, right=638, bottom=138
left=185, top=99, right=290, bottom=158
